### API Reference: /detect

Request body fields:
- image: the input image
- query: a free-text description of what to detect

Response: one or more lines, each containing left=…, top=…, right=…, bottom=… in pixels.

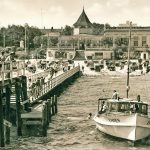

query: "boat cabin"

left=98, top=99, right=148, bottom=115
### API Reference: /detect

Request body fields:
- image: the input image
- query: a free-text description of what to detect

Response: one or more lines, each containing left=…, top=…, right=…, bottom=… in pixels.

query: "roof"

left=106, top=98, right=147, bottom=104
left=73, top=8, right=93, bottom=28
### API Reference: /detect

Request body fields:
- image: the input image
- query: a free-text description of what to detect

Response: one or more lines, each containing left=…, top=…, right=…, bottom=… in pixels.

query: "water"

left=4, top=74, right=150, bottom=150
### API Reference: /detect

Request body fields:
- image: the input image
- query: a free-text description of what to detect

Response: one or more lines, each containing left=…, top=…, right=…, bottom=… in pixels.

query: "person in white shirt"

left=112, top=90, right=119, bottom=99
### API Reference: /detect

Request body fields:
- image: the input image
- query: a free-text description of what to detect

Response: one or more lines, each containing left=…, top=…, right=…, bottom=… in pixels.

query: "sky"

left=1, top=0, right=150, bottom=28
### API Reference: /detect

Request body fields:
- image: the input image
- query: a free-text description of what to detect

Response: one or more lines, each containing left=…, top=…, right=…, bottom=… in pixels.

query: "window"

left=121, top=38, right=128, bottom=46
left=118, top=103, right=130, bottom=112
left=110, top=103, right=118, bottom=112
left=142, top=36, right=147, bottom=47
left=95, top=52, right=103, bottom=59
left=133, top=36, right=138, bottom=47
left=141, top=104, right=147, bottom=115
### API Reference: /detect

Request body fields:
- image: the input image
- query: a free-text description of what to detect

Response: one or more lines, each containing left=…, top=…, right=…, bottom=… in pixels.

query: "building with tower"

left=44, top=8, right=150, bottom=61
left=73, top=8, right=93, bottom=35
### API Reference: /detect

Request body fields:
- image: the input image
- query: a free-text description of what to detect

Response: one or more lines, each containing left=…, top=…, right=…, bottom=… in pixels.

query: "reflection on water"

left=5, top=75, right=150, bottom=149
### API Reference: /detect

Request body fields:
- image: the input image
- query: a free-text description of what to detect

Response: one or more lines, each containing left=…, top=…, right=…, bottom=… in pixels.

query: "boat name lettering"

left=108, top=119, right=120, bottom=123
left=147, top=121, right=150, bottom=125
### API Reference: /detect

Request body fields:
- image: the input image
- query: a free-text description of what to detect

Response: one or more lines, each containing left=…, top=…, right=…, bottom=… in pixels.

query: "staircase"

left=10, top=85, right=23, bottom=104
left=73, top=50, right=86, bottom=60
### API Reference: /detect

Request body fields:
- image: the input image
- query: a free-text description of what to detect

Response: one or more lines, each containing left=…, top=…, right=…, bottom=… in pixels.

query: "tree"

left=0, top=24, right=42, bottom=50
left=115, top=37, right=128, bottom=46
left=62, top=25, right=73, bottom=35
left=92, top=23, right=104, bottom=35
left=101, top=37, right=113, bottom=47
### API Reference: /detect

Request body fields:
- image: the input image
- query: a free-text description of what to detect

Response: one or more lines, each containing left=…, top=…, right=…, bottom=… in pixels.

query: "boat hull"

left=94, top=113, right=150, bottom=141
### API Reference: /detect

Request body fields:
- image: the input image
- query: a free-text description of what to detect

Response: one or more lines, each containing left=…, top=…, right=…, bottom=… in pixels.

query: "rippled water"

left=4, top=74, right=150, bottom=150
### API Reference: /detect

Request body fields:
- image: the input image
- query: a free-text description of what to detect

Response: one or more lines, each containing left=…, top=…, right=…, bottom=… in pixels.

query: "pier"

left=0, top=60, right=80, bottom=147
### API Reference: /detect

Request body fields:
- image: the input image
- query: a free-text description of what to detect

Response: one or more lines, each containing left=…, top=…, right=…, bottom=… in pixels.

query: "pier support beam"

left=54, top=95, right=58, bottom=114
left=5, top=81, right=11, bottom=144
left=21, top=76, right=29, bottom=111
left=15, top=79, right=22, bottom=136
left=0, top=88, right=5, bottom=147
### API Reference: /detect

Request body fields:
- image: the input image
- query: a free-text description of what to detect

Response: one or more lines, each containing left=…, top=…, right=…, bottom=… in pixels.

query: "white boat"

left=93, top=21, right=150, bottom=142
left=93, top=98, right=150, bottom=141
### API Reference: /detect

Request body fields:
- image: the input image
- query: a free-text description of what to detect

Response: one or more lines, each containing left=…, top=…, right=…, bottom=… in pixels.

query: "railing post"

left=15, top=78, right=22, bottom=136
left=0, top=88, right=5, bottom=147
left=2, top=62, right=4, bottom=85
left=10, top=61, right=13, bottom=80
left=23, top=61, right=25, bottom=76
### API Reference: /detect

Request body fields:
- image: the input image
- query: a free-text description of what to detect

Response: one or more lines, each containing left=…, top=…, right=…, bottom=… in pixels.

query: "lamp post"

left=24, top=24, right=28, bottom=57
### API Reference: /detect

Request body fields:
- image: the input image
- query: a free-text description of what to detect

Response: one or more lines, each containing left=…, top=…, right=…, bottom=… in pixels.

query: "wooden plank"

left=21, top=112, right=42, bottom=119
left=23, top=120, right=42, bottom=125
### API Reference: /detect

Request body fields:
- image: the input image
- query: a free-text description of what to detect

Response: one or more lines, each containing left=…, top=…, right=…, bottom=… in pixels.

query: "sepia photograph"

left=0, top=0, right=150, bottom=149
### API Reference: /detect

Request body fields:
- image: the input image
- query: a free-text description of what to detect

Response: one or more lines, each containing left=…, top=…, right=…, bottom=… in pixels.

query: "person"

left=137, top=95, right=140, bottom=102
left=0, top=51, right=6, bottom=62
left=112, top=90, right=119, bottom=99
left=87, top=113, right=92, bottom=119
left=99, top=101, right=107, bottom=114
left=130, top=103, right=136, bottom=113
left=82, top=65, right=84, bottom=72
left=5, top=51, right=15, bottom=62
left=5, top=51, right=16, bottom=78
left=0, top=51, right=6, bottom=72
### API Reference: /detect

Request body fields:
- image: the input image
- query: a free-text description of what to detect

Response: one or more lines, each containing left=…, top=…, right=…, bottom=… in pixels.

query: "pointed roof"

left=73, top=8, right=93, bottom=28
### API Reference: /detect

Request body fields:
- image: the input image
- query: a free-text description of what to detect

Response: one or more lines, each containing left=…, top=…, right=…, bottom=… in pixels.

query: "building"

left=73, top=8, right=93, bottom=35
left=44, top=9, right=150, bottom=61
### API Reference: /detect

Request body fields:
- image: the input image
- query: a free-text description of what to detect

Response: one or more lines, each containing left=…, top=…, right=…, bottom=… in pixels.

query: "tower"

left=73, top=8, right=93, bottom=35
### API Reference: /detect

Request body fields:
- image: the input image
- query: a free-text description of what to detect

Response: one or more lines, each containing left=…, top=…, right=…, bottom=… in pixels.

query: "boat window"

left=110, top=103, right=118, bottom=112
left=130, top=102, right=140, bottom=113
left=118, top=103, right=130, bottom=112
left=141, top=104, right=147, bottom=115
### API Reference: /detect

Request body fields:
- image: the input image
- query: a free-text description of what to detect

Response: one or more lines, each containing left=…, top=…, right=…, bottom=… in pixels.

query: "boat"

left=93, top=98, right=150, bottom=141
left=93, top=22, right=150, bottom=142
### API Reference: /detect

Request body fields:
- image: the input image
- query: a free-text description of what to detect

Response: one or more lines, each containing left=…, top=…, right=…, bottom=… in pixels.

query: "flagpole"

left=126, top=22, right=132, bottom=98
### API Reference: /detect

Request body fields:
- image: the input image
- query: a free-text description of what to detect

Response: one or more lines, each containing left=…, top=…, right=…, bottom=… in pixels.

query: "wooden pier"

left=0, top=61, right=80, bottom=147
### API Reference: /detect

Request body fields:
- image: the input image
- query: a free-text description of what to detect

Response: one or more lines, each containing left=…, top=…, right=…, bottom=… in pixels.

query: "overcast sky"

left=1, top=0, right=150, bottom=28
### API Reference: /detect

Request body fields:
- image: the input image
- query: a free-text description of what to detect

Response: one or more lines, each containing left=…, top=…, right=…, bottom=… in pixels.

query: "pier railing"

left=0, top=61, right=25, bottom=84
left=29, top=66, right=80, bottom=102
left=27, top=69, right=50, bottom=83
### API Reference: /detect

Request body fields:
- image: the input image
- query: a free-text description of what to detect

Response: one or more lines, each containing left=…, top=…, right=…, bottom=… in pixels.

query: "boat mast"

left=126, top=22, right=132, bottom=98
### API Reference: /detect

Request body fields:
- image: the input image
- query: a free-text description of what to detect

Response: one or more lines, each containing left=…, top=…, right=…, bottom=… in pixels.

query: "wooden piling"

left=51, top=96, right=55, bottom=116
left=15, top=79, right=22, bottom=136
left=46, top=100, right=49, bottom=126
left=5, top=82, right=11, bottom=144
left=49, top=99, right=52, bottom=122
left=0, top=88, right=5, bottom=147
left=21, top=76, right=29, bottom=111
left=54, top=95, right=58, bottom=114
left=42, top=102, right=47, bottom=136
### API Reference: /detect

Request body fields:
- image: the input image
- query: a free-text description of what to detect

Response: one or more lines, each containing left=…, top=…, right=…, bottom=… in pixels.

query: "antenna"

left=81, top=0, right=85, bottom=11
